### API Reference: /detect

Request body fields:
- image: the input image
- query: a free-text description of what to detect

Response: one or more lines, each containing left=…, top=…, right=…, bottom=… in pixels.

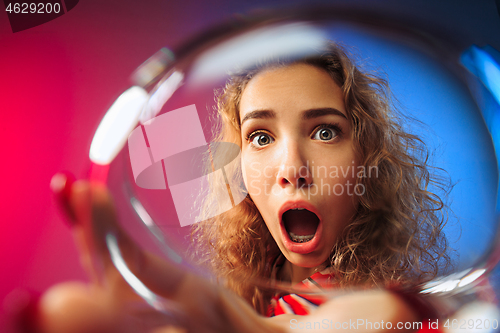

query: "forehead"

left=239, top=63, right=344, bottom=115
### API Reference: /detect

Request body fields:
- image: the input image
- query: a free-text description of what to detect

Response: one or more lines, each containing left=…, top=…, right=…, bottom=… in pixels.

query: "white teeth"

left=289, top=232, right=314, bottom=243
left=292, top=207, right=305, bottom=210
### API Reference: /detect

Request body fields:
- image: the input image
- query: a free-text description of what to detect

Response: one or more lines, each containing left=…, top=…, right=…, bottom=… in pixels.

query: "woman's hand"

left=37, top=174, right=281, bottom=333
left=287, top=289, right=421, bottom=332
left=39, top=175, right=181, bottom=332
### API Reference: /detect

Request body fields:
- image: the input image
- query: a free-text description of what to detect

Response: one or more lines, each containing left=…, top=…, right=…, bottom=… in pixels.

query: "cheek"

left=241, top=155, right=271, bottom=196
left=241, top=157, right=275, bottom=224
left=316, top=155, right=356, bottom=180
left=313, top=157, right=360, bottom=205
left=241, top=157, right=252, bottom=189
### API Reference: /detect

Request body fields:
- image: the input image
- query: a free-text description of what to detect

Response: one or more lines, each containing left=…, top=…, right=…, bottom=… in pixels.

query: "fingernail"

left=50, top=172, right=77, bottom=224
left=4, top=289, right=41, bottom=333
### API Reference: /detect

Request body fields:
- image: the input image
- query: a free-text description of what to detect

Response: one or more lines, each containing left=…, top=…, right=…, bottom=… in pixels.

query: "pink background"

left=1, top=1, right=499, bottom=331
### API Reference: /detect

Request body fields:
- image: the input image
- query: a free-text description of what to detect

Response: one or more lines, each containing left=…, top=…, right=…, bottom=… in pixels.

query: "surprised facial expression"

left=239, top=64, right=359, bottom=269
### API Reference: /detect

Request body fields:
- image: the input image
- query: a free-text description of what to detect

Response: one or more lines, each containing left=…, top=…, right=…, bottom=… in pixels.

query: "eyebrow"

left=240, top=110, right=276, bottom=126
left=240, top=107, right=347, bottom=126
left=302, top=108, right=347, bottom=120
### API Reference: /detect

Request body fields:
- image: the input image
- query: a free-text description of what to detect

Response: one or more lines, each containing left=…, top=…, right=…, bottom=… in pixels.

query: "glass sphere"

left=89, top=8, right=500, bottom=311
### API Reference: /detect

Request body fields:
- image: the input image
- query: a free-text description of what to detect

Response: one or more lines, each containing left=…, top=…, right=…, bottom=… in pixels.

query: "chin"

left=285, top=250, right=330, bottom=268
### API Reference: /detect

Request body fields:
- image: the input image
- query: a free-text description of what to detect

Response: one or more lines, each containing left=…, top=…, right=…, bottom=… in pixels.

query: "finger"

left=50, top=172, right=77, bottom=224
left=37, top=282, right=172, bottom=333
left=151, top=325, right=188, bottom=333
left=67, top=179, right=108, bottom=286
left=37, top=282, right=117, bottom=333
left=51, top=174, right=101, bottom=285
left=69, top=179, right=139, bottom=301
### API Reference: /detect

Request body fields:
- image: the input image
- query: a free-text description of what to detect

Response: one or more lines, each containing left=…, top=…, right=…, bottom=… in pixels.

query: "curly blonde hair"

left=191, top=42, right=450, bottom=314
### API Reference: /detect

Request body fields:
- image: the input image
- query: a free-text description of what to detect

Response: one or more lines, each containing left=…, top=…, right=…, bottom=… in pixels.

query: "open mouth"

left=283, top=208, right=320, bottom=243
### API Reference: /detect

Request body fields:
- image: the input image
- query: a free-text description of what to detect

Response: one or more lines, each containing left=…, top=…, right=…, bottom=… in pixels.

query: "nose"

left=276, top=140, right=313, bottom=189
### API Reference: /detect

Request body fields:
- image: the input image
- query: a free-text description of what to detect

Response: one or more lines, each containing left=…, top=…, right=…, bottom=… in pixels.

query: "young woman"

left=191, top=42, right=449, bottom=324
left=39, top=43, right=450, bottom=333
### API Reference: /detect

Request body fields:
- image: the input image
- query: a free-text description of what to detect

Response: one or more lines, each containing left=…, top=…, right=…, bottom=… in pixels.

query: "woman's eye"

left=249, top=133, right=274, bottom=147
left=312, top=126, right=339, bottom=141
